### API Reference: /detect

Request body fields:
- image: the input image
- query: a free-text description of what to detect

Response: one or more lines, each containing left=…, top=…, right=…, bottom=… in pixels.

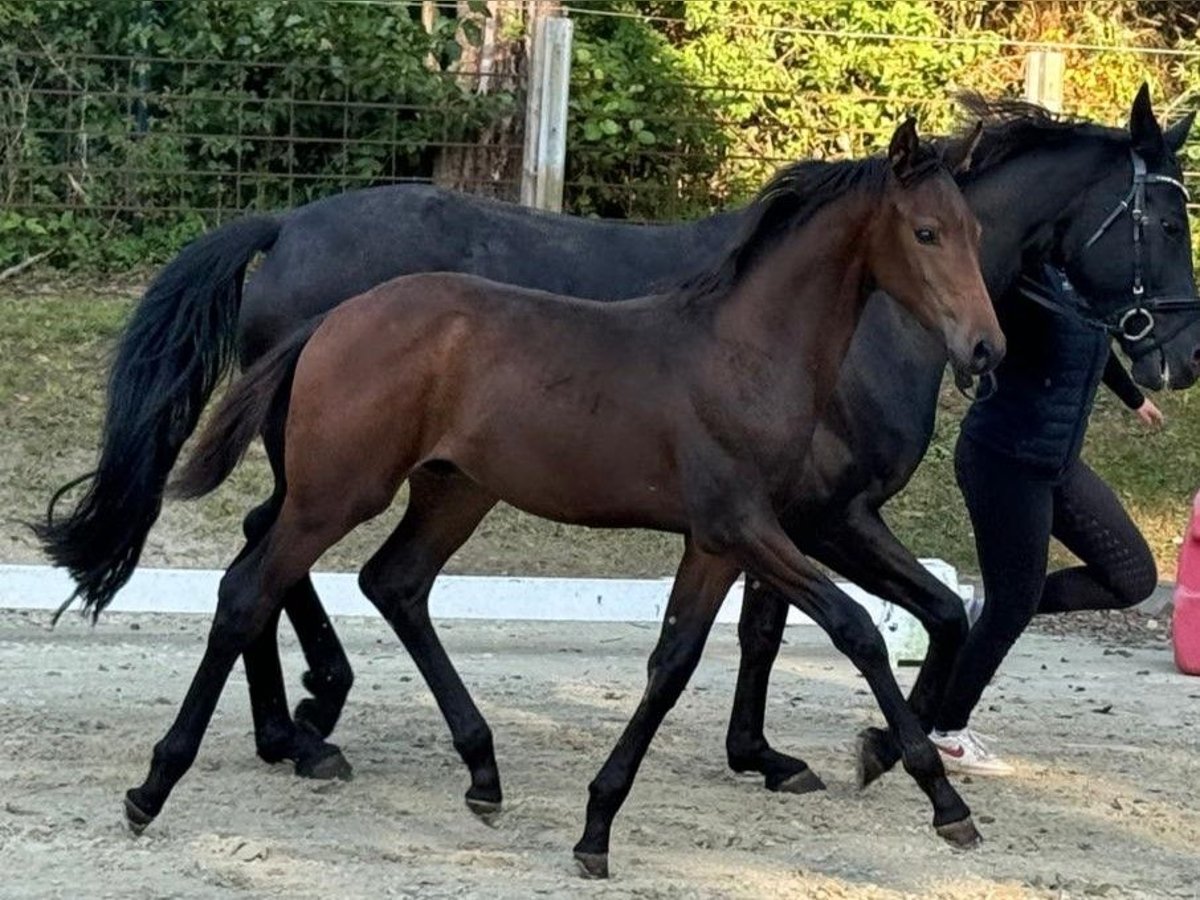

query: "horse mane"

left=949, top=92, right=1124, bottom=178
left=671, top=141, right=944, bottom=309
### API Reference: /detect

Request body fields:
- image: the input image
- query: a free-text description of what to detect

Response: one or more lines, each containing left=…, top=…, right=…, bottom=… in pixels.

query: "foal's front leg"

left=809, top=502, right=971, bottom=788
left=574, top=540, right=741, bottom=878
left=736, top=519, right=979, bottom=849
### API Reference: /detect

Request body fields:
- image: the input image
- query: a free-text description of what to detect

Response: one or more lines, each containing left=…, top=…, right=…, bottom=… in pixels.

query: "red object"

left=1172, top=490, right=1200, bottom=675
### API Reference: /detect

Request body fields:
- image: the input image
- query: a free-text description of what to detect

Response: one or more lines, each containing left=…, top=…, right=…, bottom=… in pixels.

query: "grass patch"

left=4, top=282, right=1198, bottom=580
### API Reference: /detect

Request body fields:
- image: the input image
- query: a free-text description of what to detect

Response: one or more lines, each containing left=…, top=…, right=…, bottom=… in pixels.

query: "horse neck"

left=966, top=140, right=1117, bottom=301
left=715, top=197, right=873, bottom=397
left=660, top=208, right=747, bottom=257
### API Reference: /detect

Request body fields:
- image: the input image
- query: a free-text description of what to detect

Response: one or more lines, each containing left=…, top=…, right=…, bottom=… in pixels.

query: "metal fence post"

left=520, top=12, right=573, bottom=211
left=1024, top=50, right=1065, bottom=112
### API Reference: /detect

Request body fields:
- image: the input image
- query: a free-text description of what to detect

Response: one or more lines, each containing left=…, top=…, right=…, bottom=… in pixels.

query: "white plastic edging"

left=0, top=561, right=971, bottom=633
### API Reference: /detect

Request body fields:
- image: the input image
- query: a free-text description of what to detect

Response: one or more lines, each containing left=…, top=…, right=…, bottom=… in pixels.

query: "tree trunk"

left=431, top=1, right=533, bottom=200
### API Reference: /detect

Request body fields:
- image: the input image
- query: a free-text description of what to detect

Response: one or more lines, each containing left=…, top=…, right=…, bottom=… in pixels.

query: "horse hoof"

left=574, top=850, right=609, bottom=879
left=855, top=730, right=888, bottom=790
left=465, top=796, right=502, bottom=824
left=936, top=816, right=983, bottom=849
left=773, top=767, right=826, bottom=795
left=295, top=746, right=353, bottom=782
left=124, top=792, right=155, bottom=835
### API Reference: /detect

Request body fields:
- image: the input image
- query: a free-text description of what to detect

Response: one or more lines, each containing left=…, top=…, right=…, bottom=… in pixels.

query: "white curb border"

left=0, top=561, right=971, bottom=640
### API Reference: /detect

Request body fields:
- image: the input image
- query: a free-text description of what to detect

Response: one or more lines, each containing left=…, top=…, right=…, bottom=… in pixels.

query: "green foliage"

left=566, top=2, right=724, bottom=219
left=3, top=0, right=1200, bottom=266
left=664, top=0, right=1000, bottom=203
left=0, top=0, right=515, bottom=268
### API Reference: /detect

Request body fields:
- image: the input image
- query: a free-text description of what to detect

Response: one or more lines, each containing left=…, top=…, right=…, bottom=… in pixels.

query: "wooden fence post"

left=521, top=9, right=573, bottom=212
left=1024, top=50, right=1065, bottom=112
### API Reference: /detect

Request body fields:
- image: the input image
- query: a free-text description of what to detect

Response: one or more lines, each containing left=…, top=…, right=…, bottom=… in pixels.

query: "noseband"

left=1075, top=149, right=1200, bottom=354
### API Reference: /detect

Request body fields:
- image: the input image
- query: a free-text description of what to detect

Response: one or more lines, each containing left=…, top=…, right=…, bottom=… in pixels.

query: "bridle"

left=956, top=147, right=1200, bottom=402
left=1073, top=149, right=1200, bottom=356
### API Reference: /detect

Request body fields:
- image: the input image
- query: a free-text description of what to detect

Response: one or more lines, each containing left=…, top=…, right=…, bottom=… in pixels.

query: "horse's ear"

left=1164, top=109, right=1196, bottom=155
left=888, top=117, right=920, bottom=179
left=1129, top=82, right=1166, bottom=158
left=943, top=120, right=983, bottom=175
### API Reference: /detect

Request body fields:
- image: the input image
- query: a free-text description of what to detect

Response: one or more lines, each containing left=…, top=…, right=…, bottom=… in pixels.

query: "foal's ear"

left=1129, top=82, right=1166, bottom=158
left=1164, top=109, right=1196, bottom=155
left=943, top=120, right=983, bottom=175
left=888, top=117, right=921, bottom=179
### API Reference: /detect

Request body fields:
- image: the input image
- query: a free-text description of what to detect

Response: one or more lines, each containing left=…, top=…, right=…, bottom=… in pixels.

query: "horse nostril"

left=1192, top=345, right=1200, bottom=370
left=970, top=339, right=995, bottom=374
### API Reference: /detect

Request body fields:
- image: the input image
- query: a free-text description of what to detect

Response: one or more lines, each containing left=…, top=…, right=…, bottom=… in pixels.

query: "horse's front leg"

left=574, top=540, right=741, bottom=879
left=725, top=581, right=826, bottom=793
left=810, top=502, right=971, bottom=787
left=736, top=518, right=979, bottom=849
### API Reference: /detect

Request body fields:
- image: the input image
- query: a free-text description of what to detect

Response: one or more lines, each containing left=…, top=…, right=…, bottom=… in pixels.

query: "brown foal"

left=131, top=120, right=1002, bottom=877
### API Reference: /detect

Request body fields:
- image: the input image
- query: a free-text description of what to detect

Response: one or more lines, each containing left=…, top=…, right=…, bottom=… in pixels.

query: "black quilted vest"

left=961, top=267, right=1110, bottom=473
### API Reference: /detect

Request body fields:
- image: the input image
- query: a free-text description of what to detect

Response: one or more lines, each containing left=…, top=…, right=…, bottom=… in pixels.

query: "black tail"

left=35, top=216, right=282, bottom=620
left=172, top=321, right=317, bottom=501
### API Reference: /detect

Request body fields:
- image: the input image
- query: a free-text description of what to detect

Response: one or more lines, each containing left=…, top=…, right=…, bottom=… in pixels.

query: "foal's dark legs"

left=811, top=504, right=970, bottom=787
left=241, top=448, right=352, bottom=777
left=736, top=520, right=977, bottom=845
left=725, top=583, right=825, bottom=793
left=574, top=540, right=741, bottom=878
left=357, top=468, right=503, bottom=816
left=725, top=503, right=970, bottom=790
left=126, top=502, right=347, bottom=831
left=126, top=543, right=282, bottom=830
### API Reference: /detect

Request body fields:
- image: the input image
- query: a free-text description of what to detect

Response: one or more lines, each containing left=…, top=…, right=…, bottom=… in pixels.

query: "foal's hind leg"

left=241, top=446, right=353, bottom=776
left=725, top=584, right=826, bottom=794
left=357, top=467, right=502, bottom=817
left=125, top=510, right=341, bottom=831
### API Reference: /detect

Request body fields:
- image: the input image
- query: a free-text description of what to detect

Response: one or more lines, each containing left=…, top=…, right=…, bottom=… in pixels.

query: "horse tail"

left=35, top=216, right=282, bottom=620
left=171, top=320, right=318, bottom=502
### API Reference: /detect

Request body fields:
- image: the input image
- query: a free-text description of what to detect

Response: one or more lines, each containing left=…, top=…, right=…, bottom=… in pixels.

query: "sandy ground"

left=1, top=609, right=1199, bottom=900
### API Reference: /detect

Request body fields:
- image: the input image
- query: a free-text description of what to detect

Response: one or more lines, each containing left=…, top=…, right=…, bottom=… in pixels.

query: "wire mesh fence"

left=1, top=48, right=524, bottom=232
left=2, top=1, right=1199, bottom=262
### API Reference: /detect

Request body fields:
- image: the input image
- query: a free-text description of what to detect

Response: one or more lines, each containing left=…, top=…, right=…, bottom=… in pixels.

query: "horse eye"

left=1162, top=218, right=1183, bottom=238
left=914, top=227, right=938, bottom=245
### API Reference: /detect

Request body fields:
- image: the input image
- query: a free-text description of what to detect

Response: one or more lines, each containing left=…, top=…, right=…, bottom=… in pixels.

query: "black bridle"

left=957, top=148, right=1200, bottom=402
left=1072, top=149, right=1200, bottom=356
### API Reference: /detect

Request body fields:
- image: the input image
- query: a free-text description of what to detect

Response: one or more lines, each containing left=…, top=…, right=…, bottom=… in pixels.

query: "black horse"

left=40, top=88, right=1200, bottom=800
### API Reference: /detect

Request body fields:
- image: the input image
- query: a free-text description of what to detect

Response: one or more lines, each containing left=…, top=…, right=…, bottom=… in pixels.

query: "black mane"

left=950, top=92, right=1125, bottom=177
left=673, top=141, right=944, bottom=308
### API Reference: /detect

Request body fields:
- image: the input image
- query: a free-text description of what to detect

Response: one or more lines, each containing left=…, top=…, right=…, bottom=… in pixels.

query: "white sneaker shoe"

left=930, top=728, right=1015, bottom=777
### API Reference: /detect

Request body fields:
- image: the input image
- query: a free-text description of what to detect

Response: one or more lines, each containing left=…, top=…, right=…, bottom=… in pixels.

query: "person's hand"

left=1135, top=398, right=1165, bottom=429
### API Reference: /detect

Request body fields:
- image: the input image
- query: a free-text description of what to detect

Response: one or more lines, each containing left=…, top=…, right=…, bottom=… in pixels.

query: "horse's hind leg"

left=287, top=582, right=355, bottom=739
left=244, top=605, right=353, bottom=781
left=725, top=584, right=825, bottom=794
left=240, top=438, right=354, bottom=776
left=357, top=466, right=502, bottom=817
left=125, top=509, right=340, bottom=832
